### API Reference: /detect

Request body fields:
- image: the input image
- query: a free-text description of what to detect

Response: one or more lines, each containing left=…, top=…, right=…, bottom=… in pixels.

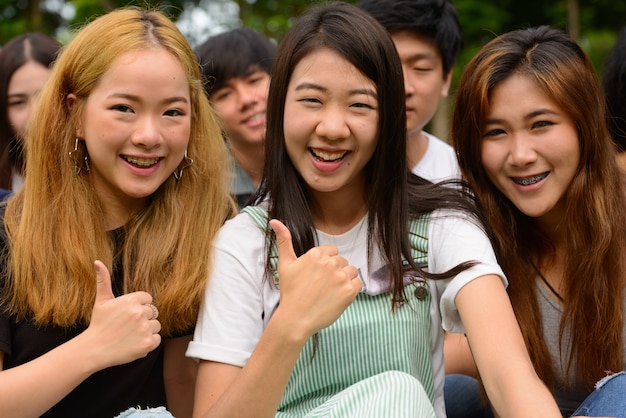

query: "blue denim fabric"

left=114, top=406, right=174, bottom=418
left=444, top=374, right=494, bottom=418
left=571, top=371, right=626, bottom=417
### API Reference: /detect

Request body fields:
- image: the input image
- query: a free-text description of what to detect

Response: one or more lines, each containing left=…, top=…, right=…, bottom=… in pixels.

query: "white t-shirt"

left=187, top=209, right=505, bottom=417
left=412, top=132, right=460, bottom=182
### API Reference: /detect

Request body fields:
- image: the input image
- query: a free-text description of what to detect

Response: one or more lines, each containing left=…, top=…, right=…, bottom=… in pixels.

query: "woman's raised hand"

left=81, top=260, right=162, bottom=371
left=269, top=219, right=362, bottom=339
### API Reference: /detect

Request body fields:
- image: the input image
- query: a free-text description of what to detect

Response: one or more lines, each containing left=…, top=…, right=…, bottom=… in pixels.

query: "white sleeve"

left=186, top=213, right=278, bottom=366
left=428, top=210, right=507, bottom=333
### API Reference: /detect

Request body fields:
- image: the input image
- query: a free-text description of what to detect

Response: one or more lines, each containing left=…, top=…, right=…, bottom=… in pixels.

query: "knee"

left=594, top=371, right=626, bottom=391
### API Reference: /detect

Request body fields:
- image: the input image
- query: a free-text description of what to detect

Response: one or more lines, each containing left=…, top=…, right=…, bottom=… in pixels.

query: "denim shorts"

left=114, top=406, right=174, bottom=418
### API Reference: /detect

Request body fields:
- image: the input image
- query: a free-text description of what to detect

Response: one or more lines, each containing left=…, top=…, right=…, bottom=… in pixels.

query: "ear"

left=441, top=70, right=453, bottom=98
left=66, top=93, right=84, bottom=138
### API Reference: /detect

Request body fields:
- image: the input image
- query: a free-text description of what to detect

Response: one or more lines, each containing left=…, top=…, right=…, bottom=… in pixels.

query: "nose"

left=315, top=106, right=350, bottom=141
left=131, top=115, right=162, bottom=149
left=508, top=134, right=537, bottom=167
left=237, top=85, right=259, bottom=110
left=402, top=67, right=414, bottom=96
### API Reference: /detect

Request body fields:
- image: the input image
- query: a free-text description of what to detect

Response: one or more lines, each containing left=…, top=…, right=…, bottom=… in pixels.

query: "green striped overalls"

left=243, top=206, right=437, bottom=418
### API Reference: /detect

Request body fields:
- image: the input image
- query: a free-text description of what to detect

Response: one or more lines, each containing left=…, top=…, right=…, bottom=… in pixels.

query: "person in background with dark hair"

left=603, top=26, right=626, bottom=171
left=195, top=28, right=276, bottom=208
left=0, top=32, right=61, bottom=197
left=188, top=3, right=561, bottom=417
left=453, top=25, right=626, bottom=417
left=357, top=0, right=462, bottom=183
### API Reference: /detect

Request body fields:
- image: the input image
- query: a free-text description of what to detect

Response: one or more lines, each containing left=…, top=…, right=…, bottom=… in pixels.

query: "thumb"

left=94, top=260, right=115, bottom=304
left=269, top=219, right=297, bottom=267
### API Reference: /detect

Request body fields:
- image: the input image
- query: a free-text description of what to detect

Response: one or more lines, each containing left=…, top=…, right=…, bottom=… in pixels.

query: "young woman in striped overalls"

left=187, top=3, right=561, bottom=417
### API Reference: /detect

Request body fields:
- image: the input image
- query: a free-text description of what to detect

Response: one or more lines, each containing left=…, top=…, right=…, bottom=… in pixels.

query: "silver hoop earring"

left=69, top=138, right=90, bottom=174
left=173, top=150, right=193, bottom=181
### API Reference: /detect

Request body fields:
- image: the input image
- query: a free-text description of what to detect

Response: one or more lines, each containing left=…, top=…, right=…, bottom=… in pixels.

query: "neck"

left=310, top=187, right=368, bottom=235
left=230, top=141, right=265, bottom=185
left=101, top=193, right=146, bottom=231
left=535, top=247, right=566, bottom=302
left=406, top=129, right=428, bottom=170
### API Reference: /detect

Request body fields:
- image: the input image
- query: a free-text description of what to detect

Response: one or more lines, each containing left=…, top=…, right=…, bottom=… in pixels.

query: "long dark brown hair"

left=254, top=1, right=483, bottom=306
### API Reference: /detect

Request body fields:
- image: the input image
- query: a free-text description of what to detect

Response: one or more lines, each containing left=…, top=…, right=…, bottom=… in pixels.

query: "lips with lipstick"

left=122, top=155, right=160, bottom=168
left=512, top=172, right=548, bottom=185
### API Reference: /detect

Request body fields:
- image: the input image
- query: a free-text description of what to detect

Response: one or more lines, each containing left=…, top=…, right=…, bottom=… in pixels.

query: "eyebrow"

left=294, top=82, right=377, bottom=98
left=404, top=52, right=436, bottom=63
left=108, top=92, right=189, bottom=104
left=485, top=108, right=560, bottom=124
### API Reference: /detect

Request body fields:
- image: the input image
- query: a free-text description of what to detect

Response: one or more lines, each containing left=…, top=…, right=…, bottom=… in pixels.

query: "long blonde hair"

left=2, top=8, right=235, bottom=336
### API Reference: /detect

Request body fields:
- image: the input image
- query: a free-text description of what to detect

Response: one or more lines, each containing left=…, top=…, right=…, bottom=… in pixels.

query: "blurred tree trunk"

left=567, top=0, right=580, bottom=40
left=27, top=0, right=42, bottom=31
left=431, top=96, right=451, bottom=144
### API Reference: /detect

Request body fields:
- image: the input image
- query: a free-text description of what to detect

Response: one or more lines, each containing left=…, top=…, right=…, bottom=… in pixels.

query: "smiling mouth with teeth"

left=512, top=172, right=548, bottom=185
left=122, top=155, right=160, bottom=168
left=310, top=148, right=348, bottom=162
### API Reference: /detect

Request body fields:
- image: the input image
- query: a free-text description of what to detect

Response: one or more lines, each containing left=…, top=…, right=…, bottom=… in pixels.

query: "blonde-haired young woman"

left=0, top=7, right=234, bottom=418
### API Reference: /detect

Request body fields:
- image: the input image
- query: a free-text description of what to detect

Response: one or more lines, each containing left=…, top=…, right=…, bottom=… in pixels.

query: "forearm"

left=444, top=332, right=478, bottom=376
left=164, top=336, right=197, bottom=418
left=194, top=309, right=309, bottom=418
left=0, top=334, right=100, bottom=418
left=457, top=275, right=561, bottom=417
left=480, top=352, right=558, bottom=417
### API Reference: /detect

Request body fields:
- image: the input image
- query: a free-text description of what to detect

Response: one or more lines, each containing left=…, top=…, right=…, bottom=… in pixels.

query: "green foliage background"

left=1, top=0, right=624, bottom=95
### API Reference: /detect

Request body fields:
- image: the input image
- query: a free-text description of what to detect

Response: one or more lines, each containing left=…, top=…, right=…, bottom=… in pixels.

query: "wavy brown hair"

left=452, top=25, right=626, bottom=389
left=2, top=8, right=235, bottom=336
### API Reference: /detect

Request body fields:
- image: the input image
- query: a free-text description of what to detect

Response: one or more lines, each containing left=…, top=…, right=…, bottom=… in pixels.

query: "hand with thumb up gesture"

left=80, top=260, right=162, bottom=370
left=269, top=219, right=363, bottom=341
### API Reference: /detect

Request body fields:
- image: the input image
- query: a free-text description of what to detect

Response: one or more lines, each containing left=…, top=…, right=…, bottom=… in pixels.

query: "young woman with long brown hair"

left=453, top=26, right=626, bottom=417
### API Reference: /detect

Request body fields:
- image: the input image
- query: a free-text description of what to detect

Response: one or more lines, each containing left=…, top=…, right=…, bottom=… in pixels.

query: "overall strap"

left=408, top=213, right=429, bottom=266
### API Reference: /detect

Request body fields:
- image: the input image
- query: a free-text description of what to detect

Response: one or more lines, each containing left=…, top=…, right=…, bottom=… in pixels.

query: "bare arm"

left=456, top=274, right=561, bottom=417
left=164, top=335, right=197, bottom=418
left=192, top=220, right=362, bottom=418
left=444, top=332, right=478, bottom=376
left=0, top=261, right=161, bottom=418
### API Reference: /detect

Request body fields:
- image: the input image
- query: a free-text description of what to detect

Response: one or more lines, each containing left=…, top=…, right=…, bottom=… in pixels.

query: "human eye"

left=298, top=96, right=322, bottom=105
left=8, top=97, right=28, bottom=108
left=413, top=65, right=433, bottom=73
left=111, top=104, right=133, bottom=113
left=350, top=101, right=375, bottom=110
left=212, top=89, right=231, bottom=102
left=248, top=76, right=262, bottom=86
left=483, top=127, right=506, bottom=138
left=164, top=108, right=186, bottom=117
left=532, top=120, right=555, bottom=129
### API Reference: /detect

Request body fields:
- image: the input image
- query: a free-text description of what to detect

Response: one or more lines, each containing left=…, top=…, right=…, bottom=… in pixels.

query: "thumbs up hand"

left=81, top=260, right=161, bottom=370
left=269, top=219, right=362, bottom=339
